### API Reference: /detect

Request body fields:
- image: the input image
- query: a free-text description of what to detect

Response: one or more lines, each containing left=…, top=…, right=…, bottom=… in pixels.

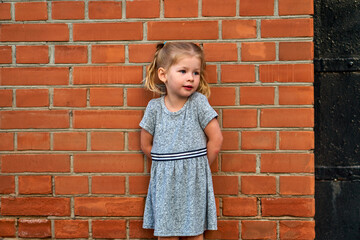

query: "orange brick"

left=280, top=131, right=314, bottom=150
left=223, top=109, right=257, bottom=128
left=222, top=131, right=239, bottom=150
left=19, top=176, right=52, bottom=194
left=0, top=132, right=14, bottom=151
left=0, top=89, right=12, bottom=107
left=260, top=108, right=314, bottom=127
left=92, top=176, right=125, bottom=194
left=15, top=2, right=47, bottom=21
left=92, top=220, right=126, bottom=238
left=0, top=176, right=15, bottom=194
left=52, top=1, right=84, bottom=20
left=222, top=20, right=257, bottom=39
left=221, top=65, right=255, bottom=83
left=241, top=221, right=277, bottom=240
left=89, top=1, right=122, bottom=19
left=241, top=176, right=276, bottom=194
left=0, top=219, right=15, bottom=237
left=16, top=45, right=49, bottom=64
left=18, top=219, right=51, bottom=238
left=203, top=43, right=238, bottom=62
left=240, top=0, right=274, bottom=16
left=16, top=89, right=49, bottom=107
left=223, top=197, right=257, bottom=216
left=261, top=153, right=314, bottom=173
left=279, top=42, right=314, bottom=60
left=91, top=45, right=125, bottom=63
left=164, top=0, right=198, bottom=18
left=91, top=132, right=124, bottom=151
left=205, top=64, right=218, bottom=83
left=221, top=153, right=256, bottom=172
left=53, top=132, right=87, bottom=151
left=209, top=87, right=236, bottom=106
left=90, top=88, right=124, bottom=106
left=55, top=176, right=89, bottom=195
left=279, top=86, right=314, bottom=105
left=202, top=0, right=236, bottom=16
left=0, top=46, right=12, bottom=64
left=241, top=42, right=276, bottom=62
left=261, top=18, right=314, bottom=38
left=53, top=88, right=87, bottom=107
left=262, top=198, right=315, bottom=217
left=204, top=220, right=239, bottom=239
left=0, top=3, right=11, bottom=20
left=129, top=44, right=157, bottom=63
left=147, top=21, right=218, bottom=40
left=242, top=131, right=276, bottom=150
left=126, top=0, right=160, bottom=18
left=17, top=132, right=50, bottom=150
left=128, top=131, right=141, bottom=151
left=55, top=45, right=87, bottom=64
left=240, top=86, right=274, bottom=105
left=129, top=220, right=155, bottom=238
left=55, top=220, right=88, bottom=238
left=280, top=176, right=314, bottom=195
left=280, top=220, right=315, bottom=239
left=212, top=175, right=238, bottom=195
left=279, top=0, right=314, bottom=15
left=127, top=88, right=158, bottom=107
left=129, top=176, right=150, bottom=195
left=259, top=64, right=314, bottom=83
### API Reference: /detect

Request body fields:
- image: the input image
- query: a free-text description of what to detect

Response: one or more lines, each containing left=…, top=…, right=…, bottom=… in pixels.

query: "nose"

left=187, top=72, right=194, bottom=82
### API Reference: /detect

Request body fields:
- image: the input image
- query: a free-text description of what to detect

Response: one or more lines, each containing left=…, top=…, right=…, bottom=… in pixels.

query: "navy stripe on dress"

left=151, top=148, right=207, bottom=161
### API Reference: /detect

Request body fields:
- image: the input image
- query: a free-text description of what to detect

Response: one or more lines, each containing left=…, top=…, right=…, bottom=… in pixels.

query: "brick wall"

left=0, top=0, right=315, bottom=239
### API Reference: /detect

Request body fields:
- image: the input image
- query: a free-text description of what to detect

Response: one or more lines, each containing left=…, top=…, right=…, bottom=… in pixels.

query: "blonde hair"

left=144, top=42, right=210, bottom=97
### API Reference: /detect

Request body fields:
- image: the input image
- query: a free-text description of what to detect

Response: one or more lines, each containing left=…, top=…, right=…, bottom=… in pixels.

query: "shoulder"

left=191, top=92, right=210, bottom=105
left=145, top=97, right=162, bottom=109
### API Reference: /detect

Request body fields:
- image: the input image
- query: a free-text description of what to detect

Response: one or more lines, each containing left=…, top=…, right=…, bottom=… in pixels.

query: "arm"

left=204, top=118, right=223, bottom=165
left=140, top=128, right=153, bottom=160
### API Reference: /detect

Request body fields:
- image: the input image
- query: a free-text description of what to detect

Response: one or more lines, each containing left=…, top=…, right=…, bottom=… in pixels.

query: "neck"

left=164, top=94, right=188, bottom=112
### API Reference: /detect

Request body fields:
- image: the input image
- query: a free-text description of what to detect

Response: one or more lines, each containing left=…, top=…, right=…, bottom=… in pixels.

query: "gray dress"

left=140, top=92, right=218, bottom=237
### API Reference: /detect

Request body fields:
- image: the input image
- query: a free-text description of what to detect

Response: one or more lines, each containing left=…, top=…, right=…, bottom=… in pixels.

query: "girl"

left=140, top=42, right=223, bottom=239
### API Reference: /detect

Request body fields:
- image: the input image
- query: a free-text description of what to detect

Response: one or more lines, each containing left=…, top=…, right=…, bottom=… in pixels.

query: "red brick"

left=262, top=18, right=314, bottom=38
left=129, top=44, right=157, bottom=63
left=90, top=87, right=124, bottom=106
left=55, top=45, right=87, bottom=64
left=127, top=88, right=158, bottom=107
left=205, top=64, right=218, bottom=83
left=209, top=87, right=236, bottom=106
left=52, top=1, right=84, bottom=20
left=16, top=89, right=49, bottom=107
left=280, top=42, right=314, bottom=60
left=279, top=86, right=314, bottom=105
left=92, top=45, right=125, bottom=63
left=203, top=43, right=238, bottom=62
left=262, top=198, right=315, bottom=217
left=0, top=110, right=69, bottom=129
left=280, top=220, right=315, bottom=239
left=0, top=219, right=15, bottom=237
left=129, top=176, right=150, bottom=195
left=221, top=154, right=256, bottom=172
left=128, top=131, right=141, bottom=151
left=74, top=154, right=144, bottom=173
left=221, top=65, right=255, bottom=83
left=0, top=89, right=12, bottom=107
left=126, top=0, right=160, bottom=18
left=0, top=3, right=11, bottom=20
left=202, top=0, right=236, bottom=16
left=17, top=132, right=50, bottom=150
left=242, top=176, right=276, bottom=194
left=73, top=66, right=142, bottom=84
left=240, top=86, right=275, bottom=105
left=260, top=64, right=314, bottom=83
left=147, top=21, right=218, bottom=40
left=223, top=109, right=257, bottom=128
left=1, top=197, right=70, bottom=216
left=242, top=131, right=276, bottom=150
left=16, top=45, right=49, bottom=64
left=164, top=0, right=198, bottom=18
left=241, top=220, right=277, bottom=240
left=0, top=24, right=69, bottom=42
left=0, top=67, right=69, bottom=86
left=53, top=88, right=87, bottom=107
left=241, top=42, right=276, bottom=61
left=18, top=219, right=51, bottom=238
left=91, top=132, right=124, bottom=151
left=73, top=22, right=142, bottom=41
left=279, top=0, right=314, bottom=15
left=15, top=2, right=47, bottom=21
left=212, top=176, right=238, bottom=195
left=73, top=110, right=142, bottom=129
left=261, top=153, right=314, bottom=173
left=74, top=197, right=145, bottom=216
left=222, top=131, right=239, bottom=150
left=260, top=108, right=314, bottom=127
left=240, top=0, right=274, bottom=16
left=1, top=154, right=70, bottom=173
left=53, top=132, right=87, bottom=151
left=55, top=220, right=88, bottom=238
left=89, top=1, right=122, bottom=19
left=223, top=197, right=257, bottom=216
left=205, top=220, right=239, bottom=239
left=280, top=131, right=314, bottom=150
left=280, top=176, right=314, bottom=195
left=0, top=46, right=12, bottom=64
left=55, top=176, right=88, bottom=195
left=222, top=20, right=257, bottom=39
left=0, top=132, right=14, bottom=151
left=92, top=176, right=125, bottom=194
left=92, top=220, right=126, bottom=238
left=0, top=176, right=15, bottom=194
left=19, top=176, right=52, bottom=194
left=129, top=220, right=155, bottom=238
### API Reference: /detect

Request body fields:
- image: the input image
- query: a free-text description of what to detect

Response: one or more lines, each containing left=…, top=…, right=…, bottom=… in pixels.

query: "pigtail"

left=144, top=43, right=165, bottom=95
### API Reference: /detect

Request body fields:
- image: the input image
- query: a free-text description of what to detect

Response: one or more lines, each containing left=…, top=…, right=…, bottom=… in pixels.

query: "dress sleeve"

left=196, top=93, right=218, bottom=130
left=139, top=99, right=156, bottom=136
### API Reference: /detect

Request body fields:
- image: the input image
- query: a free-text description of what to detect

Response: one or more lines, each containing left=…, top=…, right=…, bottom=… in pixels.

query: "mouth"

left=183, top=85, right=193, bottom=90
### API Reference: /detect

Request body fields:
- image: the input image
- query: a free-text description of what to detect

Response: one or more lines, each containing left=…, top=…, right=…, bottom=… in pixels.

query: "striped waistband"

left=151, top=148, right=207, bottom=161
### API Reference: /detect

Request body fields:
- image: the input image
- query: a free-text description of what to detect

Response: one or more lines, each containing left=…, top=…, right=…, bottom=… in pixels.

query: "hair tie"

left=164, top=41, right=167, bottom=45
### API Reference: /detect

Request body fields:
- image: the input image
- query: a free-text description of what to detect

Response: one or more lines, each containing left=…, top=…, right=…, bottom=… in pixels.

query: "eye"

left=193, top=71, right=200, bottom=76
left=179, top=70, right=186, bottom=74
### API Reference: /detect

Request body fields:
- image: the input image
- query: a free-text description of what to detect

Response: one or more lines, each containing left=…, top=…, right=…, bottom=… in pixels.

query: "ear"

left=158, top=67, right=167, bottom=83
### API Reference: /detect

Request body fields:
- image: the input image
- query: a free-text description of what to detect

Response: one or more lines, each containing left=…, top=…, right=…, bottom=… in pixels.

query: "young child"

left=140, top=42, right=223, bottom=239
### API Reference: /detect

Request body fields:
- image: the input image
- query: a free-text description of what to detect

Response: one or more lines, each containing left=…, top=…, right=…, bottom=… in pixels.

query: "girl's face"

left=158, top=55, right=201, bottom=101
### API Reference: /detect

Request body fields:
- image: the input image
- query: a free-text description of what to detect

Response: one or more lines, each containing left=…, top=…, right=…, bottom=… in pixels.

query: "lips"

left=183, top=85, right=193, bottom=90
